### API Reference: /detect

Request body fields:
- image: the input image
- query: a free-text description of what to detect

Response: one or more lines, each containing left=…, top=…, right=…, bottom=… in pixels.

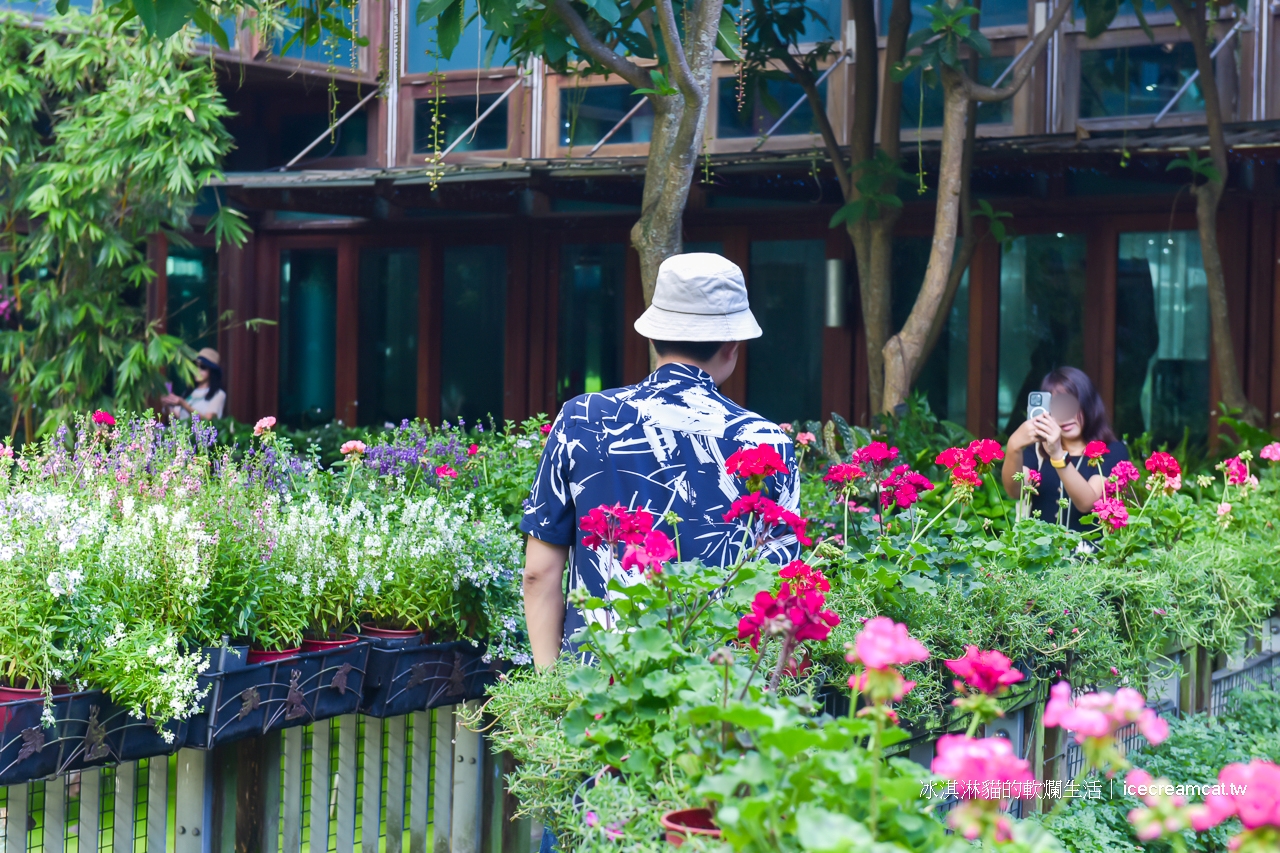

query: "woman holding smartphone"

left=1001, top=366, right=1129, bottom=531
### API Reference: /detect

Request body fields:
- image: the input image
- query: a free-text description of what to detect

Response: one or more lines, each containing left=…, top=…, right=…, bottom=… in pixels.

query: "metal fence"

left=0, top=702, right=509, bottom=853
left=1210, top=652, right=1280, bottom=716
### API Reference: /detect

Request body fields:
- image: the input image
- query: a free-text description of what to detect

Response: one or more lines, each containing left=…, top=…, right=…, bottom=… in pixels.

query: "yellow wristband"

left=1049, top=455, right=1067, bottom=469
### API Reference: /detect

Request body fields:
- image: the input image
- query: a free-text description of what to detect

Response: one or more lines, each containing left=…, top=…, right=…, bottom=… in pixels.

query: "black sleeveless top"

left=1021, top=441, right=1130, bottom=532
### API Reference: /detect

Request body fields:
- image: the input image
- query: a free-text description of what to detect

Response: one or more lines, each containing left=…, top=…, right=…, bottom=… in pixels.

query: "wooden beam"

left=1084, top=225, right=1118, bottom=415
left=967, top=239, right=1001, bottom=439
left=505, top=225, right=531, bottom=422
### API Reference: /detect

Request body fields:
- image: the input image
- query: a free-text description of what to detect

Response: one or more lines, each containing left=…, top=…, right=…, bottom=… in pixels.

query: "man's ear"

left=719, top=342, right=740, bottom=361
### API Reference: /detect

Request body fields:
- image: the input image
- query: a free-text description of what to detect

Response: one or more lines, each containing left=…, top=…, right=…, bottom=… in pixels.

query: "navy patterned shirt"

left=521, top=363, right=799, bottom=650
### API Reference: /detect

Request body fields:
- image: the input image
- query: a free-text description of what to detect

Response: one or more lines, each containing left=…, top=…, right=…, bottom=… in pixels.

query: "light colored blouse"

left=178, top=387, right=226, bottom=420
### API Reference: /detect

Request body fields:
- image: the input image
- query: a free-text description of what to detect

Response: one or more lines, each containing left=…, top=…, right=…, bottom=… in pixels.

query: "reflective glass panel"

left=277, top=110, right=368, bottom=164
left=717, top=77, right=826, bottom=138
left=900, top=57, right=1013, bottom=128
left=413, top=93, right=508, bottom=153
left=560, top=86, right=654, bottom=148
left=890, top=237, right=969, bottom=424
left=997, top=234, right=1086, bottom=434
left=406, top=0, right=514, bottom=73
left=166, top=246, right=219, bottom=353
left=358, top=249, right=419, bottom=427
left=441, top=245, right=506, bottom=424
left=880, top=0, right=1026, bottom=34
left=557, top=244, right=626, bottom=404
left=748, top=240, right=825, bottom=422
left=1079, top=43, right=1203, bottom=119
left=1114, top=232, right=1209, bottom=449
left=279, top=250, right=337, bottom=427
left=275, top=24, right=361, bottom=68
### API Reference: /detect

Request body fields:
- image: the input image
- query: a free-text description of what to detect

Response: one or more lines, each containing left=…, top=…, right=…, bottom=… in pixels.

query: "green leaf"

left=795, top=803, right=875, bottom=852
left=716, top=7, right=742, bottom=61
left=133, top=0, right=196, bottom=38
left=582, top=0, right=621, bottom=25
left=435, top=0, right=466, bottom=57
left=416, top=0, right=453, bottom=24
left=1083, top=0, right=1120, bottom=39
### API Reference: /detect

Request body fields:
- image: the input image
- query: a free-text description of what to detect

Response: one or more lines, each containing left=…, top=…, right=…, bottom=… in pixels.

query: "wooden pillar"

left=1247, top=192, right=1275, bottom=420
left=220, top=233, right=258, bottom=423
left=821, top=234, right=854, bottom=422
left=254, top=235, right=281, bottom=422
left=719, top=229, right=750, bottom=407
left=505, top=225, right=532, bottom=422
left=1084, top=225, right=1118, bottom=415
left=622, top=245, right=647, bottom=387
left=1273, top=205, right=1280, bottom=429
left=335, top=238, right=360, bottom=427
left=967, top=238, right=1001, bottom=438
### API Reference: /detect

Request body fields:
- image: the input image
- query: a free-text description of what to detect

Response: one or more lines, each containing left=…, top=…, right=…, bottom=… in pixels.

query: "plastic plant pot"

left=358, top=625, right=424, bottom=649
left=248, top=647, right=302, bottom=664
left=0, top=691, right=69, bottom=786
left=56, top=692, right=188, bottom=772
left=301, top=633, right=360, bottom=652
left=659, top=809, right=721, bottom=847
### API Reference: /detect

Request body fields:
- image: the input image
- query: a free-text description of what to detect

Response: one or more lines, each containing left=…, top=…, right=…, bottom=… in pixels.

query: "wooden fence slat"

left=282, top=727, right=304, bottom=853
left=4, top=784, right=27, bottom=853
left=114, top=762, right=137, bottom=853
left=335, top=715, right=358, bottom=853
left=80, top=767, right=102, bottom=850
left=175, top=749, right=207, bottom=853
left=432, top=708, right=453, bottom=853
left=262, top=730, right=282, bottom=853
left=309, top=721, right=331, bottom=853
left=360, top=718, right=383, bottom=853
left=452, top=702, right=482, bottom=853
left=385, top=716, right=407, bottom=853
left=147, top=756, right=170, bottom=853
left=408, top=711, right=431, bottom=853
left=45, top=775, right=66, bottom=853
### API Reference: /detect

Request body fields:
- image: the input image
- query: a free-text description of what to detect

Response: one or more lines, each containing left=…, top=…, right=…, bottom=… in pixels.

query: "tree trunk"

left=631, top=98, right=695, bottom=304
left=1169, top=0, right=1262, bottom=425
left=881, top=69, right=969, bottom=411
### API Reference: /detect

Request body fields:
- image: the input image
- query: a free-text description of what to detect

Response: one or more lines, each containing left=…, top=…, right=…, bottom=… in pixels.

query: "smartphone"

left=165, top=382, right=174, bottom=395
left=1027, top=391, right=1051, bottom=421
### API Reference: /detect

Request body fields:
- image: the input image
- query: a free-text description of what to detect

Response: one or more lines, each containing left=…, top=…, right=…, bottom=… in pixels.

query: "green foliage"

left=829, top=152, right=910, bottom=228
left=894, top=2, right=990, bottom=79
left=1167, top=148, right=1222, bottom=186
left=0, top=13, right=241, bottom=436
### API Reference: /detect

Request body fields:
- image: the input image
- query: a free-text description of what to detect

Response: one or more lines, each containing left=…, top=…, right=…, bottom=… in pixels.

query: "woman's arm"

left=1032, top=416, right=1104, bottom=511
left=1001, top=420, right=1038, bottom=498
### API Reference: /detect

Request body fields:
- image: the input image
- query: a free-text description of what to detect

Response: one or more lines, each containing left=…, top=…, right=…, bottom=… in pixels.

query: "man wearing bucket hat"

left=520, top=253, right=800, bottom=670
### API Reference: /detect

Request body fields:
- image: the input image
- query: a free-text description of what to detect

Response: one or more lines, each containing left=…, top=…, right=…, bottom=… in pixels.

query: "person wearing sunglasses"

left=1000, top=366, right=1129, bottom=531
left=161, top=348, right=226, bottom=421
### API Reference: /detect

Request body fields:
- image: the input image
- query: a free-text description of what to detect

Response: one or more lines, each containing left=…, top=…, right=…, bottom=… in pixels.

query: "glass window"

left=406, top=0, right=514, bottom=74
left=900, top=57, right=1013, bottom=128
left=0, top=0, right=92, bottom=14
left=890, top=238, right=969, bottom=424
left=1079, top=43, right=1203, bottom=119
left=717, top=77, right=827, bottom=139
left=413, top=93, right=508, bottom=154
left=358, top=249, right=419, bottom=427
left=557, top=244, right=626, bottom=404
left=166, top=246, right=219, bottom=353
left=560, top=86, right=654, bottom=148
left=279, top=250, right=337, bottom=427
left=880, top=0, right=1026, bottom=34
left=1114, top=233, right=1209, bottom=449
left=748, top=240, right=825, bottom=422
left=275, top=25, right=361, bottom=68
left=997, top=234, right=1086, bottom=435
left=441, top=245, right=506, bottom=424
left=798, top=0, right=843, bottom=41
left=277, top=110, right=368, bottom=165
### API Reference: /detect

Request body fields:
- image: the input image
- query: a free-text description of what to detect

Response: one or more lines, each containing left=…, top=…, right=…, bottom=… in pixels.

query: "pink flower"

left=92, top=410, right=116, bottom=426
left=1084, top=441, right=1109, bottom=464
left=254, top=416, right=277, bottom=436
left=340, top=440, right=367, bottom=455
left=931, top=735, right=1037, bottom=800
left=851, top=442, right=899, bottom=469
left=737, top=584, right=839, bottom=651
left=0, top=444, right=12, bottom=459
left=539, top=423, right=552, bottom=434
left=723, top=493, right=811, bottom=545
left=935, top=446, right=970, bottom=469
left=849, top=668, right=915, bottom=702
left=434, top=465, right=458, bottom=479
left=795, top=431, right=816, bottom=447
left=585, top=812, right=599, bottom=828
left=823, top=462, right=865, bottom=486
left=1261, top=442, right=1280, bottom=462
left=725, top=444, right=789, bottom=479
left=945, top=646, right=1024, bottom=696
left=880, top=464, right=934, bottom=509
left=1224, top=456, right=1250, bottom=486
left=778, top=422, right=793, bottom=432
left=967, top=439, right=1005, bottom=466
left=848, top=616, right=929, bottom=670
left=467, top=444, right=480, bottom=456
left=621, top=530, right=677, bottom=576
left=1193, top=760, right=1280, bottom=835
left=1026, top=469, right=1041, bottom=488
left=580, top=504, right=654, bottom=551
left=1125, top=768, right=1204, bottom=842
left=1043, top=682, right=1168, bottom=746
left=1218, top=502, right=1232, bottom=517
left=738, top=589, right=786, bottom=651
left=1106, top=460, right=1141, bottom=497
left=949, top=462, right=983, bottom=490
left=947, top=802, right=1013, bottom=843
left=1092, top=496, right=1129, bottom=531
left=1145, top=451, right=1181, bottom=479
left=778, top=560, right=830, bottom=594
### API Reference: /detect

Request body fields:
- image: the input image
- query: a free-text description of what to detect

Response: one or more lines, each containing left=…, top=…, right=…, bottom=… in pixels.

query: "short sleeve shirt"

left=521, top=363, right=800, bottom=650
left=1022, top=440, right=1130, bottom=532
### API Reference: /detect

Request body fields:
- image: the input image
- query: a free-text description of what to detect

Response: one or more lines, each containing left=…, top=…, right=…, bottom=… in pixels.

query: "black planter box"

left=57, top=691, right=188, bottom=773
left=360, top=641, right=501, bottom=718
left=188, top=641, right=370, bottom=748
left=0, top=696, right=64, bottom=786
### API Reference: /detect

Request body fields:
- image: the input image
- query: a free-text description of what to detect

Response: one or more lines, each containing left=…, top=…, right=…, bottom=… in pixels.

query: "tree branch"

left=548, top=0, right=650, bottom=90
left=654, top=0, right=700, bottom=102
left=879, top=0, right=912, bottom=160
left=961, top=0, right=1071, bottom=103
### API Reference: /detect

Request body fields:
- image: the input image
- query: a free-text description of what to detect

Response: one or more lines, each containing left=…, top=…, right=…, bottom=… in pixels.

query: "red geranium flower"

left=880, top=464, right=934, bottom=509
left=737, top=589, right=786, bottom=651
left=92, top=410, right=115, bottom=426
left=778, top=560, right=830, bottom=594
left=967, top=439, right=1005, bottom=466
left=725, top=444, right=789, bottom=479
left=1084, top=441, right=1109, bottom=467
left=945, top=646, right=1025, bottom=696
left=852, top=441, right=899, bottom=469
left=580, top=504, right=654, bottom=550
left=936, top=446, right=971, bottom=469
left=620, top=530, right=677, bottom=577
left=723, top=493, right=812, bottom=546
left=822, top=462, right=865, bottom=486
left=1145, top=451, right=1181, bottom=479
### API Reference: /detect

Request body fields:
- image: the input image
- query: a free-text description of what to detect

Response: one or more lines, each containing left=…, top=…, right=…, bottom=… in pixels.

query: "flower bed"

left=0, top=413, right=539, bottom=773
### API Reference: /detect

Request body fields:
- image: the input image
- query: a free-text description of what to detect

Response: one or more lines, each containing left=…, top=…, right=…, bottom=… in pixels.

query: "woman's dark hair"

left=197, top=357, right=224, bottom=398
left=652, top=340, right=729, bottom=363
left=1040, top=366, right=1116, bottom=443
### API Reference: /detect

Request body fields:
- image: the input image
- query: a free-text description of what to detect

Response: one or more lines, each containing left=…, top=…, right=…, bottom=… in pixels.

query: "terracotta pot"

left=247, top=647, right=302, bottom=664
left=659, top=808, right=721, bottom=847
left=359, top=624, right=422, bottom=640
left=301, top=633, right=360, bottom=652
left=0, top=685, right=43, bottom=704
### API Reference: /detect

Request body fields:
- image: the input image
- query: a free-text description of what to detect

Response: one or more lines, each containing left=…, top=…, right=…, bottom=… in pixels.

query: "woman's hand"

left=160, top=393, right=182, bottom=407
left=1007, top=419, right=1038, bottom=452
left=1031, top=414, right=1064, bottom=459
